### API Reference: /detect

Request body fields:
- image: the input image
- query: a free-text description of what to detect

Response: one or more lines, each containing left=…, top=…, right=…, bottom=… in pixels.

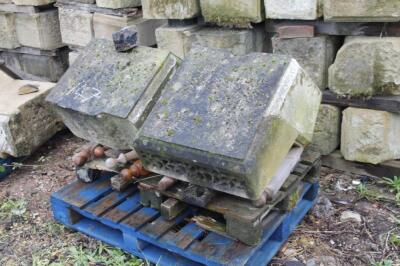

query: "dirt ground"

left=0, top=130, right=399, bottom=266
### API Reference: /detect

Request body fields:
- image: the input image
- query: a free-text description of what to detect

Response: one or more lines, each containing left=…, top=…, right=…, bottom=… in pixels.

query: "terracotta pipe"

left=158, top=176, right=177, bottom=191
left=105, top=150, right=139, bottom=169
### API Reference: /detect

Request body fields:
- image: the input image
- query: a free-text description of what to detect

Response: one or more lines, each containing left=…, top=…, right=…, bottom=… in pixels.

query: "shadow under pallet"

left=51, top=172, right=318, bottom=266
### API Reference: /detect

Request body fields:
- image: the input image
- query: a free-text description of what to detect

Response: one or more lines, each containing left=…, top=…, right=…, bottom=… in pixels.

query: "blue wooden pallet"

left=0, top=157, right=14, bottom=179
left=51, top=173, right=318, bottom=266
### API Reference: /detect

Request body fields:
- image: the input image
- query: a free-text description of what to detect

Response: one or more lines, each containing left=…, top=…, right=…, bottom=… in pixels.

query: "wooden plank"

left=102, top=193, right=142, bottom=222
left=322, top=150, right=400, bottom=178
left=55, top=0, right=139, bottom=17
left=322, top=90, right=400, bottom=113
left=161, top=223, right=205, bottom=250
left=120, top=207, right=159, bottom=230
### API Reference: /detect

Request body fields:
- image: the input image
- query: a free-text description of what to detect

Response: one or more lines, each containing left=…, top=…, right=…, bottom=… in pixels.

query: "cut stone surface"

left=265, top=0, right=322, bottom=20
left=200, top=0, right=264, bottom=28
left=15, top=10, right=63, bottom=50
left=142, top=0, right=200, bottom=20
left=96, top=0, right=141, bottom=9
left=68, top=50, right=80, bottom=65
left=272, top=35, right=339, bottom=90
left=1, top=49, right=69, bottom=82
left=46, top=39, right=180, bottom=150
left=13, top=0, right=55, bottom=5
left=93, top=13, right=165, bottom=47
left=309, top=104, right=341, bottom=156
left=135, top=46, right=321, bottom=200
left=0, top=70, right=63, bottom=157
left=341, top=107, right=400, bottom=164
left=324, top=0, right=400, bottom=22
left=0, top=12, right=19, bottom=49
left=112, top=26, right=138, bottom=52
left=329, top=37, right=400, bottom=96
left=59, top=7, right=94, bottom=47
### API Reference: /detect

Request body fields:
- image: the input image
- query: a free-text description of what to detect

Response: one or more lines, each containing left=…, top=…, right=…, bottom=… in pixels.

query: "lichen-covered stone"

left=329, top=37, right=400, bottom=96
left=135, top=46, right=321, bottom=200
left=15, top=10, right=63, bottom=50
left=200, top=0, right=264, bottom=28
left=13, top=0, right=55, bottom=6
left=272, top=35, right=339, bottom=90
left=96, top=0, right=141, bottom=9
left=265, top=0, right=322, bottom=20
left=0, top=12, right=19, bottom=49
left=0, top=71, right=63, bottom=157
left=142, top=0, right=200, bottom=19
left=46, top=39, right=180, bottom=150
left=93, top=13, right=165, bottom=47
left=309, top=104, right=341, bottom=156
left=324, top=0, right=400, bottom=22
left=341, top=107, right=400, bottom=164
left=59, top=8, right=94, bottom=47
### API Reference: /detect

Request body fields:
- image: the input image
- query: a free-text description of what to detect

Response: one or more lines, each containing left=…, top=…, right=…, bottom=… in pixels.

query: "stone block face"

left=142, top=0, right=200, bottom=20
left=265, top=0, right=321, bottom=20
left=46, top=39, right=180, bottom=150
left=59, top=8, right=94, bottom=47
left=1, top=49, right=69, bottom=82
left=68, top=51, right=80, bottom=65
left=13, top=0, right=55, bottom=5
left=156, top=24, right=200, bottom=58
left=135, top=46, right=321, bottom=200
left=96, top=0, right=141, bottom=9
left=329, top=37, right=400, bottom=96
left=324, top=0, right=400, bottom=22
left=341, top=107, right=400, bottom=164
left=272, top=35, right=339, bottom=90
left=200, top=0, right=264, bottom=28
left=309, top=104, right=341, bottom=156
left=15, top=10, right=63, bottom=50
left=0, top=12, right=19, bottom=49
left=93, top=13, right=165, bottom=47
left=0, top=72, right=63, bottom=157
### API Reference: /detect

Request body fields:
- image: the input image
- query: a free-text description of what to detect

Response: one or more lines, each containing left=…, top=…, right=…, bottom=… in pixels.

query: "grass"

left=374, top=260, right=393, bottom=266
left=0, top=198, right=27, bottom=220
left=356, top=176, right=400, bottom=206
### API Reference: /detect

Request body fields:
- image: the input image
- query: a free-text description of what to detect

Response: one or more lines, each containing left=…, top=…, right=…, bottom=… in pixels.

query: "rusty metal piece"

left=160, top=198, right=187, bottom=220
left=158, top=176, right=177, bottom=191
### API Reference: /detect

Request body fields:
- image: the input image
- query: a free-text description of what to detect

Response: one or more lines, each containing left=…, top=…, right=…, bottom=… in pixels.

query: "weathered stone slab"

left=324, top=0, right=400, bottom=22
left=200, top=0, right=264, bottom=28
left=93, top=13, right=165, bottom=47
left=265, top=0, right=321, bottom=20
left=272, top=35, right=339, bottom=90
left=0, top=48, right=69, bottom=82
left=96, top=0, right=141, bottom=9
left=135, top=46, right=321, bottom=200
left=341, top=107, right=400, bottom=164
left=329, top=37, right=400, bottom=96
left=0, top=70, right=63, bottom=157
left=68, top=50, right=80, bottom=65
left=0, top=12, right=19, bottom=49
left=15, top=10, right=63, bottom=50
left=59, top=7, right=94, bottom=47
left=142, top=0, right=200, bottom=20
left=46, top=39, right=180, bottom=150
left=13, top=0, right=55, bottom=6
left=309, top=104, right=341, bottom=156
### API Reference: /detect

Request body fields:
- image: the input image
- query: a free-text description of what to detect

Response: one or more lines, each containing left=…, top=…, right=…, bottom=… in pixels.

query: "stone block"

left=183, top=26, right=266, bottom=56
left=93, top=13, right=165, bottom=47
left=265, top=0, right=322, bottom=20
left=324, top=0, right=400, bottom=22
left=329, top=37, right=400, bottom=96
left=200, top=0, right=264, bottom=28
left=1, top=49, right=69, bottom=82
left=309, top=104, right=341, bottom=156
left=96, top=0, right=141, bottom=9
left=13, top=0, right=55, bottom=5
left=0, top=71, right=63, bottom=157
left=142, top=0, right=200, bottom=20
left=341, top=107, right=400, bottom=164
left=46, top=39, right=180, bottom=150
left=112, top=26, right=138, bottom=52
left=15, top=10, right=63, bottom=50
left=0, top=12, right=19, bottom=49
left=68, top=50, right=80, bottom=65
left=135, top=46, right=321, bottom=200
left=272, top=35, right=339, bottom=90
left=59, top=7, right=94, bottom=47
